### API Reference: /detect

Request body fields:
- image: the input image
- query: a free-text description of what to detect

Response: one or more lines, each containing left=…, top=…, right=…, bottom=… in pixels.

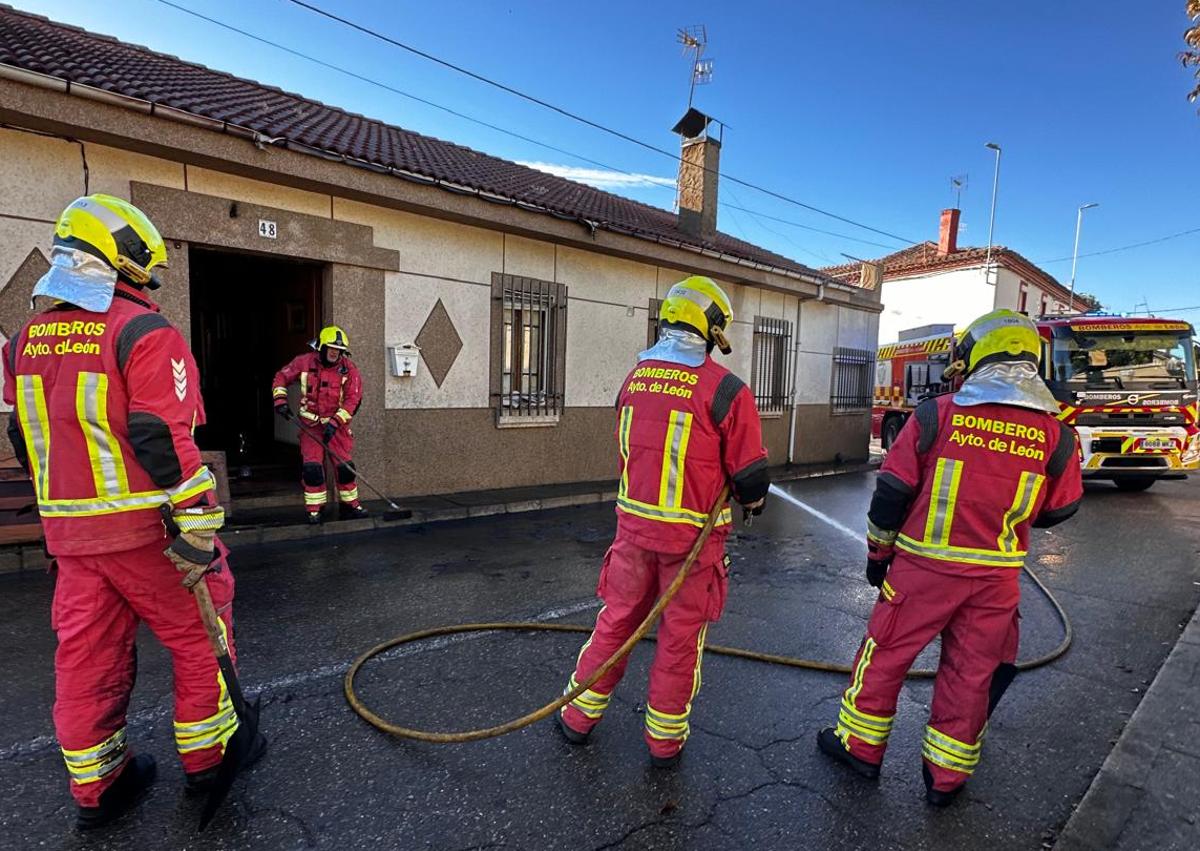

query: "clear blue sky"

left=12, top=0, right=1200, bottom=321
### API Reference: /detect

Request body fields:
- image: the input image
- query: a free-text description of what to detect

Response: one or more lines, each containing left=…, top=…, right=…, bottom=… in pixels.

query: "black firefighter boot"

left=922, top=763, right=965, bottom=807
left=185, top=731, right=269, bottom=796
left=816, top=727, right=881, bottom=779
left=75, top=753, right=157, bottom=831
left=339, top=502, right=369, bottom=521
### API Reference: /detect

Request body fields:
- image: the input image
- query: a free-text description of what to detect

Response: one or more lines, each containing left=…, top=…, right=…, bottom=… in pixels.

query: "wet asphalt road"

left=1, top=472, right=1198, bottom=851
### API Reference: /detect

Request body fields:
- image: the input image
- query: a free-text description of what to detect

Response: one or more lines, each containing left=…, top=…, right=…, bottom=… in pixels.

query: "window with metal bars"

left=831, top=347, right=875, bottom=414
left=647, top=297, right=663, bottom=347
left=490, top=273, right=568, bottom=418
left=751, top=316, right=793, bottom=414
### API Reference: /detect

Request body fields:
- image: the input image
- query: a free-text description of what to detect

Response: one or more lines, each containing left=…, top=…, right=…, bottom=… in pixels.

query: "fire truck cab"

left=873, top=315, right=1200, bottom=491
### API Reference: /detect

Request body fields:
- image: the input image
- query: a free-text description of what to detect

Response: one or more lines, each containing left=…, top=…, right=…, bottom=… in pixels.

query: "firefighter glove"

left=322, top=420, right=339, bottom=445
left=742, top=497, right=766, bottom=517
left=163, top=504, right=225, bottom=588
left=865, top=558, right=890, bottom=589
left=274, top=401, right=293, bottom=420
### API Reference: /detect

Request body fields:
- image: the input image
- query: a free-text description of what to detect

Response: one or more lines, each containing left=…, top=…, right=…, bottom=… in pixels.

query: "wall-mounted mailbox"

left=388, top=344, right=421, bottom=378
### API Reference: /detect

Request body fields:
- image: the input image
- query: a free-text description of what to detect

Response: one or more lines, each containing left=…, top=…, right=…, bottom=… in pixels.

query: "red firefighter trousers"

left=561, top=537, right=728, bottom=758
left=52, top=534, right=237, bottom=807
left=298, top=424, right=359, bottom=510
left=836, top=555, right=1019, bottom=792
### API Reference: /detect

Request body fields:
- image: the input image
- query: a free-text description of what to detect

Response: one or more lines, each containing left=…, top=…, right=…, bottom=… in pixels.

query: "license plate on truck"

left=1139, top=437, right=1175, bottom=451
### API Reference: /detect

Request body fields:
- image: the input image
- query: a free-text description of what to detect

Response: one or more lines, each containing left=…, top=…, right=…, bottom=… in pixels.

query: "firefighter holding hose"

left=271, top=326, right=367, bottom=524
left=556, top=275, right=770, bottom=768
left=3, top=195, right=264, bottom=829
left=817, top=309, right=1083, bottom=805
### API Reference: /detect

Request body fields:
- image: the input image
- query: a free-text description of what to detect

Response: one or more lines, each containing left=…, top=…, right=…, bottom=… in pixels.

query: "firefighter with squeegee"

left=817, top=309, right=1083, bottom=805
left=271, top=325, right=368, bottom=524
left=557, top=275, right=770, bottom=768
left=2, top=195, right=265, bottom=829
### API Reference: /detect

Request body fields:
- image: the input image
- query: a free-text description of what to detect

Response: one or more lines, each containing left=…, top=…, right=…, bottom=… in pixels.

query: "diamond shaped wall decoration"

left=0, top=248, right=48, bottom=338
left=414, top=299, right=463, bottom=388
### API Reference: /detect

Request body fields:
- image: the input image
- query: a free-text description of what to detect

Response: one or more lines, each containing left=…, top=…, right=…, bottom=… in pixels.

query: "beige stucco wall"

left=0, top=124, right=881, bottom=486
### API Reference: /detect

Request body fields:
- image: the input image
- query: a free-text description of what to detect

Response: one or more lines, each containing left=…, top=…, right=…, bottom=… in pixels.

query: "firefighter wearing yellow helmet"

left=271, top=324, right=366, bottom=523
left=818, top=308, right=1082, bottom=806
left=556, top=275, right=769, bottom=768
left=4, top=195, right=265, bottom=828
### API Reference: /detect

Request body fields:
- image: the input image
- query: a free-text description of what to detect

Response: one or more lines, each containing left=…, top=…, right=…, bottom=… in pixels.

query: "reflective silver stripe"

left=896, top=535, right=1026, bottom=567
left=18, top=376, right=50, bottom=498
left=998, top=472, right=1045, bottom=553
left=78, top=372, right=123, bottom=495
left=165, top=466, right=215, bottom=501
left=924, top=726, right=981, bottom=760
left=922, top=743, right=977, bottom=773
left=61, top=729, right=127, bottom=765
left=616, top=495, right=732, bottom=526
left=927, top=458, right=962, bottom=545
left=866, top=518, right=897, bottom=545
left=618, top=406, right=633, bottom=498
left=38, top=491, right=167, bottom=516
left=61, top=728, right=128, bottom=783
left=662, top=410, right=692, bottom=509
left=173, top=706, right=237, bottom=736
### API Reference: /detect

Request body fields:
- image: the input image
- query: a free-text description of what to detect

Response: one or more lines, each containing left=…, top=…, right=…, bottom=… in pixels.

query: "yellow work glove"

left=163, top=504, right=225, bottom=588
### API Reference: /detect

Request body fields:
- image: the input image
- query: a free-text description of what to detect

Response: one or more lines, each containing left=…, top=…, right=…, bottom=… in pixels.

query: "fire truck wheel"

left=1113, top=477, right=1156, bottom=492
left=881, top=416, right=903, bottom=449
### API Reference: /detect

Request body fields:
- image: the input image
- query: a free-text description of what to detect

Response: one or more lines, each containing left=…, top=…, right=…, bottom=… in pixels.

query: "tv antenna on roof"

left=677, top=25, right=713, bottom=107
left=950, top=174, right=968, bottom=209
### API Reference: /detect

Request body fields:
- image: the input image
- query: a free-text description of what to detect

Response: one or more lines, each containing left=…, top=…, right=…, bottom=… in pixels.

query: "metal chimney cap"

left=672, top=107, right=713, bottom=139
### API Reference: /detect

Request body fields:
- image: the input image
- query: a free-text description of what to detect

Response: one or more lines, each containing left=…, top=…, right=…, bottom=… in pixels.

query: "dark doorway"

left=190, top=248, right=324, bottom=497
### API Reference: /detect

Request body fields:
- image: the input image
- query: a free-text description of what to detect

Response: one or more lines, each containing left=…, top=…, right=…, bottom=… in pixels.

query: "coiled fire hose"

left=344, top=486, right=1072, bottom=743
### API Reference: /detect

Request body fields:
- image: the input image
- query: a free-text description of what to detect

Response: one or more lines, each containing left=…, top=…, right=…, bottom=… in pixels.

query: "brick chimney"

left=672, top=108, right=720, bottom=241
left=938, top=208, right=960, bottom=256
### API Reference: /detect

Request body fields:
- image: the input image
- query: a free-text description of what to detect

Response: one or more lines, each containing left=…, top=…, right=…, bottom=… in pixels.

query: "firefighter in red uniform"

left=817, top=309, right=1083, bottom=805
left=271, top=326, right=367, bottom=524
left=557, top=276, right=770, bottom=768
left=2, top=195, right=264, bottom=829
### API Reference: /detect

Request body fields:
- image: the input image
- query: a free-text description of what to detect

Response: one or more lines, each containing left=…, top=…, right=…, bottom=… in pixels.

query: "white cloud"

left=518, top=161, right=675, bottom=192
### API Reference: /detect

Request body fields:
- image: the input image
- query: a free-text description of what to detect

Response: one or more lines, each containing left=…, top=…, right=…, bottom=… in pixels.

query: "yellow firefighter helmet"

left=946, top=309, right=1042, bottom=378
left=52, top=194, right=168, bottom=289
left=659, top=275, right=734, bottom=354
left=316, top=325, right=351, bottom=353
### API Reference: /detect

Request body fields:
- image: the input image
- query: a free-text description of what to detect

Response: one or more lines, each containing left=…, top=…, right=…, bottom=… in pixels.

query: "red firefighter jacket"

left=868, top=394, right=1083, bottom=580
left=271, top=352, right=363, bottom=427
left=2, top=284, right=216, bottom=557
left=614, top=356, right=769, bottom=558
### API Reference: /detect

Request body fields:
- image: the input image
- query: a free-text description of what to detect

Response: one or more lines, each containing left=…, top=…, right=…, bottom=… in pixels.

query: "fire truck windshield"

left=1048, top=331, right=1197, bottom=392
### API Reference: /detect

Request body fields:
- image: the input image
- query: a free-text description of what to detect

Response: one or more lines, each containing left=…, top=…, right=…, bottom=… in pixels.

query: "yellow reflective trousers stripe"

left=644, top=624, right=708, bottom=742
left=61, top=727, right=129, bottom=785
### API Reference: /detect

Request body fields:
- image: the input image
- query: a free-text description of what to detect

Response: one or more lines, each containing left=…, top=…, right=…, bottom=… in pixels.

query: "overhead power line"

left=1127, top=304, right=1200, bottom=315
left=156, top=0, right=908, bottom=262
left=283, top=0, right=919, bottom=245
left=1039, top=226, right=1200, bottom=264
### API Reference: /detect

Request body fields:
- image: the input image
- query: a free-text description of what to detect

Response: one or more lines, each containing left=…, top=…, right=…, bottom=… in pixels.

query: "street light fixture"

left=1069, top=202, right=1100, bottom=311
left=984, top=142, right=1002, bottom=285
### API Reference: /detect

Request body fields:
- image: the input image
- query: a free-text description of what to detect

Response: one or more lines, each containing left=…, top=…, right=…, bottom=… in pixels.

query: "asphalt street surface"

left=1, top=472, right=1199, bottom=850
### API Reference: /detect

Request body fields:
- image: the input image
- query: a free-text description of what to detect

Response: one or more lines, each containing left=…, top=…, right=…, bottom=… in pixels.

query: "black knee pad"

left=336, top=463, right=356, bottom=485
left=302, top=462, right=325, bottom=487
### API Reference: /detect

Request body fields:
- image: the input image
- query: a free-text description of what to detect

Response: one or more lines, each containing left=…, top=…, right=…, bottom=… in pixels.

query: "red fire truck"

left=873, top=315, right=1200, bottom=491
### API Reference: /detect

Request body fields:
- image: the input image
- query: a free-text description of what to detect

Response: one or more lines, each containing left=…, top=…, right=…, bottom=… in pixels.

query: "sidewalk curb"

left=0, top=460, right=881, bottom=576
left=1054, top=602, right=1200, bottom=850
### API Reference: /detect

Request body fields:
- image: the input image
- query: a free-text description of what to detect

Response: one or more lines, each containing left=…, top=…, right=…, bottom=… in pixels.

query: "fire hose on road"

left=344, top=485, right=1073, bottom=743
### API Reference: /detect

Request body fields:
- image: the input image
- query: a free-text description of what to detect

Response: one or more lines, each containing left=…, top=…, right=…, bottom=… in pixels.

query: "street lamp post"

left=1069, top=202, right=1099, bottom=311
left=984, top=142, right=1002, bottom=285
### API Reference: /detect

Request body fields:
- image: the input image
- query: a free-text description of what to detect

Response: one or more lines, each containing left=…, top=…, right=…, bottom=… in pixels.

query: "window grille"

left=752, top=317, right=793, bottom=414
left=831, top=347, right=875, bottom=414
left=490, top=273, right=567, bottom=417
